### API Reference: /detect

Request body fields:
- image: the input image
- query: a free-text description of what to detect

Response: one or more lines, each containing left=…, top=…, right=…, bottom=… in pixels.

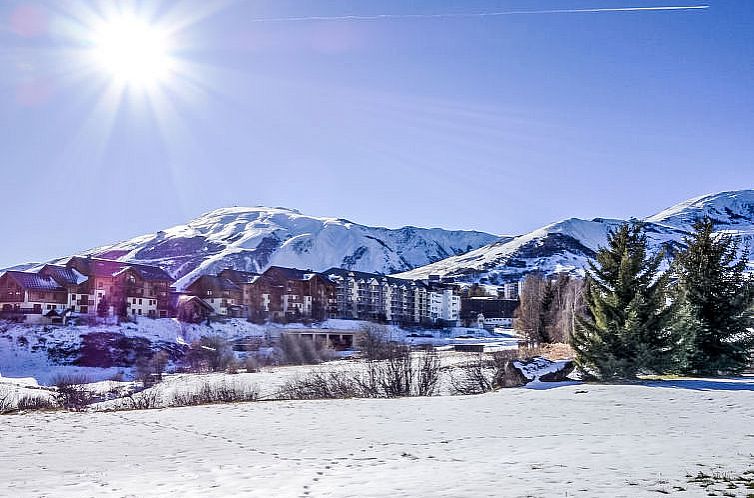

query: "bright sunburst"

left=89, top=14, right=174, bottom=87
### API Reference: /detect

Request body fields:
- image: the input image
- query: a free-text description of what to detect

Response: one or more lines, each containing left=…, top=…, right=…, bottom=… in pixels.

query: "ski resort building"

left=0, top=271, right=70, bottom=324
left=323, top=268, right=461, bottom=326
left=0, top=257, right=176, bottom=323
left=65, top=257, right=175, bottom=318
left=184, top=275, right=245, bottom=317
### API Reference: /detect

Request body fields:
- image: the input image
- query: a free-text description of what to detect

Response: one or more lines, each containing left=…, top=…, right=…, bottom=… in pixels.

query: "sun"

left=89, top=14, right=175, bottom=88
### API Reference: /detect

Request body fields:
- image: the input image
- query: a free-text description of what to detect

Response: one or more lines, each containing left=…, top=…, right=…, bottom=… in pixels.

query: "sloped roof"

left=40, top=265, right=88, bottom=286
left=4, top=271, right=65, bottom=291
left=67, top=257, right=173, bottom=282
left=176, top=294, right=214, bottom=311
left=264, top=266, right=313, bottom=280
left=117, top=265, right=174, bottom=282
left=323, top=267, right=417, bottom=287
left=185, top=274, right=241, bottom=293
left=219, top=268, right=261, bottom=285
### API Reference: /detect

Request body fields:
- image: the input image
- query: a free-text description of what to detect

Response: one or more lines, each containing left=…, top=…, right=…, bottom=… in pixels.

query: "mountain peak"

left=398, top=189, right=754, bottom=284
left=646, top=189, right=754, bottom=229
left=76, top=207, right=498, bottom=289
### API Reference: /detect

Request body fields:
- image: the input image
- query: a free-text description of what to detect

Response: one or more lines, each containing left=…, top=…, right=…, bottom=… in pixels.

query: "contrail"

left=247, top=5, right=709, bottom=23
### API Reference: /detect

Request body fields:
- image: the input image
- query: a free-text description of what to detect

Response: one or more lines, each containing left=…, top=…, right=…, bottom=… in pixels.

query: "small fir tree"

left=571, top=222, right=680, bottom=380
left=673, top=217, right=754, bottom=375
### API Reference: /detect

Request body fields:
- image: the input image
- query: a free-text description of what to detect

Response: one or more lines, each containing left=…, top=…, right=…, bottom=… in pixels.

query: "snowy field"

left=0, top=317, right=516, bottom=385
left=2, top=379, right=753, bottom=497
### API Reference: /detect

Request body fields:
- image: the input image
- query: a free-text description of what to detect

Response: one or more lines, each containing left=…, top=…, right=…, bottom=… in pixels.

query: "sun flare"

left=89, top=15, right=174, bottom=87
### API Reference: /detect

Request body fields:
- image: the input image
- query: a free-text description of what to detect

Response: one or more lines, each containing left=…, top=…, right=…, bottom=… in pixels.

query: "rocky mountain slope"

left=71, top=207, right=500, bottom=289
left=396, top=190, right=754, bottom=284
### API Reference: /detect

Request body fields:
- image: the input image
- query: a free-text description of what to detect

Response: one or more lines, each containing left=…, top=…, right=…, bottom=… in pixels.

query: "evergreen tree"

left=539, top=280, right=555, bottom=343
left=96, top=296, right=109, bottom=318
left=571, top=222, right=680, bottom=380
left=673, top=217, right=754, bottom=375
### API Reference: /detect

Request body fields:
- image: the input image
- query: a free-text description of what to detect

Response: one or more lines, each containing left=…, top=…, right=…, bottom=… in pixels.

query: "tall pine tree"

left=673, top=217, right=754, bottom=375
left=571, top=222, right=680, bottom=380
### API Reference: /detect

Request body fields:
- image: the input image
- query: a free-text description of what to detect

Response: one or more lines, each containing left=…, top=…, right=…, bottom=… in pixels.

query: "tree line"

left=515, top=218, right=754, bottom=380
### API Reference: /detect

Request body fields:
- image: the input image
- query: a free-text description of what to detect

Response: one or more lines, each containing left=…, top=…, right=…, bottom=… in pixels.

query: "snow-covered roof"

left=3, top=271, right=65, bottom=291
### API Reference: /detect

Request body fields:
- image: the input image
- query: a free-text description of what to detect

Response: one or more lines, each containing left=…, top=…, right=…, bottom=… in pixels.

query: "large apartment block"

left=322, top=268, right=461, bottom=326
left=182, top=266, right=462, bottom=326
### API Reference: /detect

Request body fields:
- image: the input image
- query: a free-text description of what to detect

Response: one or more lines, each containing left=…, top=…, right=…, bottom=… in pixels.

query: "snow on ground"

left=2, top=378, right=753, bottom=497
left=0, top=318, right=511, bottom=385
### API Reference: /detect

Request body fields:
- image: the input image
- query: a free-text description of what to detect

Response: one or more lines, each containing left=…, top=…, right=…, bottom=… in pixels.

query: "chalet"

left=255, top=267, right=337, bottom=321
left=184, top=274, right=244, bottom=317
left=65, top=256, right=175, bottom=318
left=0, top=271, right=69, bottom=324
left=171, top=294, right=214, bottom=323
left=217, top=268, right=261, bottom=318
left=38, top=264, right=90, bottom=313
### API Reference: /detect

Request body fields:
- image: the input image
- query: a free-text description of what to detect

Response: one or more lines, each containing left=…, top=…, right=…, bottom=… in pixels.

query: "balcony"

left=0, top=307, right=42, bottom=315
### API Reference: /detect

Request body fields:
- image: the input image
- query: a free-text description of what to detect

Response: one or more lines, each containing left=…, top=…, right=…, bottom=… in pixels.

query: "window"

left=139, top=299, right=142, bottom=305
left=98, top=282, right=104, bottom=289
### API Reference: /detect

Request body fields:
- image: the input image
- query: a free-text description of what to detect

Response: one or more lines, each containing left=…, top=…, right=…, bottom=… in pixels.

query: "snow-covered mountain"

left=71, top=207, right=500, bottom=289
left=396, top=190, right=754, bottom=284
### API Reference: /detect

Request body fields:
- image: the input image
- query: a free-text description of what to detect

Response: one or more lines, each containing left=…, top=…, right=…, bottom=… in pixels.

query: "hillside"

left=71, top=207, right=500, bottom=289
left=397, top=189, right=754, bottom=284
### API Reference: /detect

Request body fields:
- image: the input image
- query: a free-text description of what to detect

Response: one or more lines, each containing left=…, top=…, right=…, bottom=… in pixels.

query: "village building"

left=38, top=264, right=91, bottom=314
left=184, top=274, right=245, bottom=317
left=171, top=293, right=215, bottom=323
left=0, top=271, right=70, bottom=324
left=254, top=266, right=337, bottom=321
left=217, top=268, right=262, bottom=319
left=323, top=268, right=461, bottom=326
left=460, top=297, right=519, bottom=329
left=65, top=256, right=175, bottom=318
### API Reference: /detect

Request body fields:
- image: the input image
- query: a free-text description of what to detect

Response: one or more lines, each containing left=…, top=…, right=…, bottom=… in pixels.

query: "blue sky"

left=1, top=0, right=752, bottom=268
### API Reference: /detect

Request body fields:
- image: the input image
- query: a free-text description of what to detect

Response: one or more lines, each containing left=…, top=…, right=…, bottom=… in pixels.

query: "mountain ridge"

left=5, top=190, right=753, bottom=289
left=396, top=189, right=754, bottom=283
left=57, top=206, right=502, bottom=289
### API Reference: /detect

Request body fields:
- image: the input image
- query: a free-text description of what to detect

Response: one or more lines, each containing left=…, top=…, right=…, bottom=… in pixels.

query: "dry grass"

left=518, top=343, right=574, bottom=361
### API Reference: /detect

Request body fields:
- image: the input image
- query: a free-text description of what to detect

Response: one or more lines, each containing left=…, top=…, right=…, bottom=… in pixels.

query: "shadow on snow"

left=642, top=377, right=754, bottom=391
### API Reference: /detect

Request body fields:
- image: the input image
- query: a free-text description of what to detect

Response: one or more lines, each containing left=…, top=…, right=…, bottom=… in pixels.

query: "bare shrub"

left=52, top=373, right=95, bottom=411
left=134, top=351, right=170, bottom=387
left=378, top=346, right=414, bottom=397
left=416, top=349, right=440, bottom=397
left=17, top=394, right=57, bottom=412
left=276, top=334, right=335, bottom=366
left=123, top=390, right=162, bottom=410
left=170, top=380, right=259, bottom=407
left=243, top=355, right=261, bottom=373
left=279, top=348, right=441, bottom=401
left=358, top=324, right=393, bottom=360
left=0, top=388, right=12, bottom=414
left=450, top=355, right=495, bottom=395
left=183, top=336, right=235, bottom=372
left=279, top=371, right=362, bottom=400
